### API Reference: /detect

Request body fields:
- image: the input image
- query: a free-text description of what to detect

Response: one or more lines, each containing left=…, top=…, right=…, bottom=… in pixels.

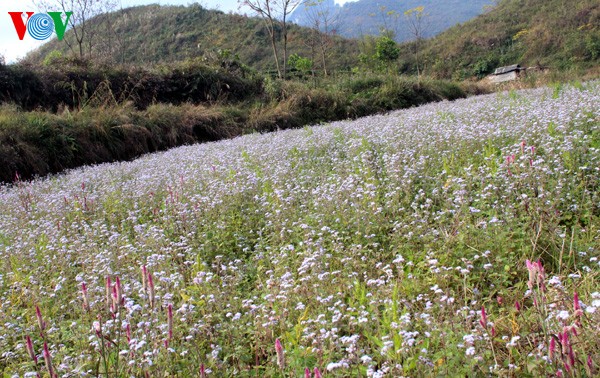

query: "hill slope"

left=28, top=4, right=360, bottom=71
left=290, top=0, right=492, bottom=41
left=402, top=0, right=600, bottom=78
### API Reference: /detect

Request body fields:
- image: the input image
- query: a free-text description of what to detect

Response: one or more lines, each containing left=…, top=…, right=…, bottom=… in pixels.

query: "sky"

left=0, top=0, right=357, bottom=63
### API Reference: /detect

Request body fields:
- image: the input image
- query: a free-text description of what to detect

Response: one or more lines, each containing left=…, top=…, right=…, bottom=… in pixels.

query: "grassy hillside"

left=27, top=4, right=360, bottom=71
left=0, top=81, right=598, bottom=377
left=403, top=0, right=600, bottom=79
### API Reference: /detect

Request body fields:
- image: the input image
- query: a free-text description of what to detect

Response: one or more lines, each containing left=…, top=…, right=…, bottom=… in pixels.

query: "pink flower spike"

left=115, top=276, right=122, bottom=306
left=200, top=364, right=207, bottom=378
left=479, top=306, right=488, bottom=329
left=25, top=335, right=37, bottom=364
left=588, top=355, right=594, bottom=370
left=560, top=331, right=569, bottom=354
left=314, top=367, right=322, bottom=378
left=111, top=285, right=118, bottom=313
left=304, top=367, right=311, bottom=378
left=81, top=282, right=90, bottom=311
left=42, top=342, right=55, bottom=378
left=574, top=292, right=582, bottom=312
left=142, top=265, right=148, bottom=291
left=35, top=306, right=45, bottom=333
left=126, top=323, right=132, bottom=343
left=275, top=338, right=285, bottom=369
left=515, top=301, right=521, bottom=313
left=148, top=272, right=155, bottom=309
left=549, top=337, right=556, bottom=360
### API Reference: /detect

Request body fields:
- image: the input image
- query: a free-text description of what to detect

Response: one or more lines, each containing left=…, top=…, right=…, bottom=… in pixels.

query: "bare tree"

left=239, top=0, right=304, bottom=79
left=35, top=0, right=116, bottom=58
left=303, top=0, right=339, bottom=76
left=404, top=6, right=429, bottom=78
left=280, top=0, right=304, bottom=79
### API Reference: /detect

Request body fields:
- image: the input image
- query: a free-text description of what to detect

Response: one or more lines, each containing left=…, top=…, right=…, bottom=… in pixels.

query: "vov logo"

left=8, top=12, right=72, bottom=41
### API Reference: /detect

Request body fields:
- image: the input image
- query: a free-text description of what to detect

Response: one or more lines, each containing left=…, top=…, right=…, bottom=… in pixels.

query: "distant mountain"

left=290, top=0, right=493, bottom=42
left=27, top=4, right=360, bottom=71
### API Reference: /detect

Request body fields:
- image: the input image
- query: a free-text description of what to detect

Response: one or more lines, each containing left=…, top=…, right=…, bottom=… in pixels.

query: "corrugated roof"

left=493, top=64, right=521, bottom=75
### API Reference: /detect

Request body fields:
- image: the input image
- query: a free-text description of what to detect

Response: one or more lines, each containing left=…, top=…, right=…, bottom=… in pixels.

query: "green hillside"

left=27, top=4, right=360, bottom=72
left=403, top=0, right=600, bottom=79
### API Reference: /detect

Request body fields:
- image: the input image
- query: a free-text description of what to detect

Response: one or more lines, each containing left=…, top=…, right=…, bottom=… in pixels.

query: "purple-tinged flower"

left=35, top=306, right=45, bottom=333
left=81, top=282, right=90, bottom=311
left=275, top=338, right=285, bottom=369
left=560, top=330, right=568, bottom=353
left=314, top=367, right=322, bottom=378
left=42, top=342, right=55, bottom=378
left=93, top=316, right=102, bottom=337
left=148, top=271, right=155, bottom=309
left=142, top=265, right=148, bottom=291
left=126, top=323, right=132, bottom=343
left=25, top=335, right=37, bottom=364
left=549, top=336, right=556, bottom=360
left=479, top=306, right=488, bottom=329
left=525, top=259, right=546, bottom=291
left=115, top=276, right=123, bottom=306
left=200, top=363, right=207, bottom=378
left=304, top=367, right=311, bottom=378
left=515, top=301, right=521, bottom=313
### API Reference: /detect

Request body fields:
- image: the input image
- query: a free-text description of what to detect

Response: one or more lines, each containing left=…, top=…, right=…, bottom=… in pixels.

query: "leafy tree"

left=288, top=53, right=313, bottom=75
left=375, top=36, right=399, bottom=72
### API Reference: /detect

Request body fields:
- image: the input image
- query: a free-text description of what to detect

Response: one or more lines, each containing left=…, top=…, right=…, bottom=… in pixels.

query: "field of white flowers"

left=0, top=81, right=598, bottom=377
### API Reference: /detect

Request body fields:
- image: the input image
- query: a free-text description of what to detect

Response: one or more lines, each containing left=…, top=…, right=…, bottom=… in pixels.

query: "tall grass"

left=0, top=68, right=478, bottom=183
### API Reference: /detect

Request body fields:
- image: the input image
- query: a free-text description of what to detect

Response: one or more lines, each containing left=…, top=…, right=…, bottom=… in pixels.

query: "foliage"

left=288, top=53, right=314, bottom=75
left=27, top=4, right=360, bottom=73
left=402, top=0, right=600, bottom=78
left=0, top=59, right=262, bottom=111
left=0, top=67, right=475, bottom=182
left=375, top=36, right=400, bottom=64
left=0, top=81, right=598, bottom=377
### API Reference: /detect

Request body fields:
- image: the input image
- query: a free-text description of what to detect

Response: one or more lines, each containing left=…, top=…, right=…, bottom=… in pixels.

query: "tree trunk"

left=282, top=17, right=288, bottom=80
left=267, top=23, right=282, bottom=78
